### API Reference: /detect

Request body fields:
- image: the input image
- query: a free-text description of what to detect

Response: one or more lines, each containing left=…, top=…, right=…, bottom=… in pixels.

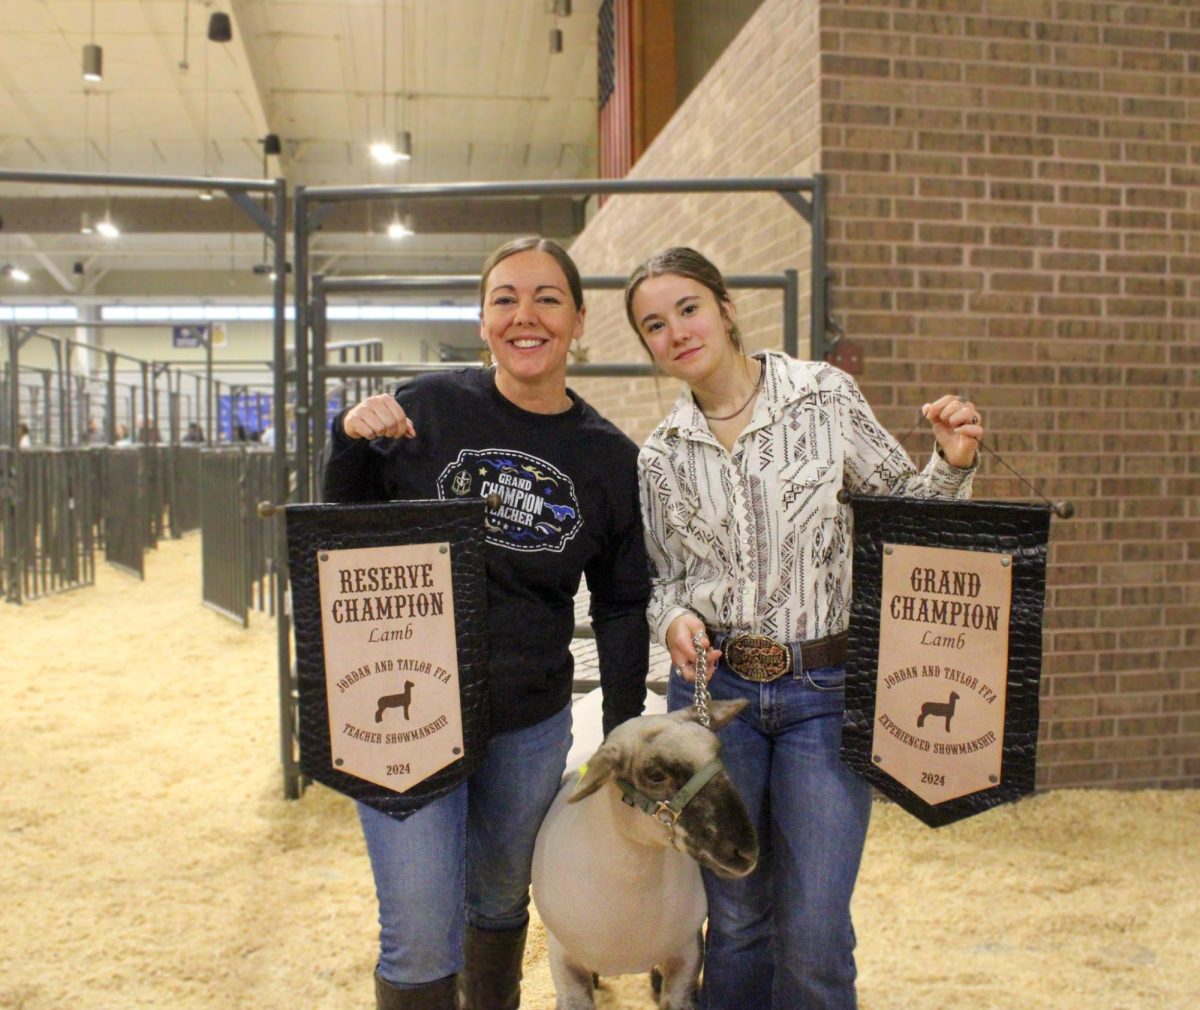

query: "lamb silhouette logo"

left=916, top=691, right=959, bottom=733
left=375, top=680, right=415, bottom=723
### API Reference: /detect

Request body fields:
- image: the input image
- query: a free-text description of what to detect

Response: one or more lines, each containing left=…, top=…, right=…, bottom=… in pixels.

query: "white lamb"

left=531, top=698, right=757, bottom=1010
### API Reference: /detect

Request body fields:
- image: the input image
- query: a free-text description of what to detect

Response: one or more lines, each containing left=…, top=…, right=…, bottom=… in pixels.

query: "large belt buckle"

left=724, top=634, right=790, bottom=683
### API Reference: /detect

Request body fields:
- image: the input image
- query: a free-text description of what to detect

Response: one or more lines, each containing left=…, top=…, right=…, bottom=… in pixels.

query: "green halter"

left=614, top=757, right=726, bottom=842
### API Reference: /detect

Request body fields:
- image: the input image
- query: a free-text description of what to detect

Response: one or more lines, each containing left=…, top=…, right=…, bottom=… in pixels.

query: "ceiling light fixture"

left=82, top=44, right=103, bottom=82
left=394, top=129, right=412, bottom=161
left=370, top=140, right=397, bottom=165
left=2, top=264, right=31, bottom=283
left=82, top=1, right=103, bottom=82
left=100, top=92, right=120, bottom=240
left=387, top=215, right=412, bottom=240
left=371, top=0, right=393, bottom=164
left=255, top=135, right=281, bottom=276
left=373, top=129, right=412, bottom=166
left=81, top=92, right=97, bottom=233
left=207, top=11, right=233, bottom=43
left=399, top=5, right=414, bottom=163
left=179, top=0, right=191, bottom=70
left=370, top=1, right=413, bottom=165
left=198, top=8, right=225, bottom=199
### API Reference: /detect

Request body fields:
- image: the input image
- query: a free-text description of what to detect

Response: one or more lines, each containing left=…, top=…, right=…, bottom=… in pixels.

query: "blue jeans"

left=668, top=661, right=872, bottom=1010
left=358, top=703, right=573, bottom=987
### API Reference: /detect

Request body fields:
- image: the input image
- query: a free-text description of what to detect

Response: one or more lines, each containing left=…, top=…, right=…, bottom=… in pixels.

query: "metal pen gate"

left=277, top=174, right=830, bottom=799
left=201, top=448, right=277, bottom=627
left=145, top=447, right=167, bottom=547
left=0, top=448, right=96, bottom=603
left=169, top=445, right=204, bottom=537
left=244, top=450, right=277, bottom=617
left=103, top=449, right=146, bottom=579
left=201, top=450, right=248, bottom=625
left=0, top=448, right=13, bottom=600
left=0, top=167, right=289, bottom=609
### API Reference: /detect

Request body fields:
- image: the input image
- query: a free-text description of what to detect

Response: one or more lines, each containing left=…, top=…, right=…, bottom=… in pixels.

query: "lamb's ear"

left=705, top=698, right=749, bottom=731
left=569, top=743, right=620, bottom=802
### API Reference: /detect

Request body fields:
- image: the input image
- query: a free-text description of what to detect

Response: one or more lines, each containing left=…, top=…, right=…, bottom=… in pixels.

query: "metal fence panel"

left=48, top=450, right=96, bottom=596
left=200, top=448, right=278, bottom=625
left=243, top=449, right=276, bottom=616
left=85, top=449, right=107, bottom=549
left=201, top=449, right=248, bottom=626
left=144, top=446, right=166, bottom=547
left=1, top=448, right=15, bottom=600
left=168, top=445, right=203, bottom=536
left=104, top=448, right=146, bottom=578
left=0, top=449, right=98, bottom=600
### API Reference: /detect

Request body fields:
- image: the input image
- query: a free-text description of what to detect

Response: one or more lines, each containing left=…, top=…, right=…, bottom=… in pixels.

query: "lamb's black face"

left=626, top=721, right=759, bottom=879
left=675, top=768, right=758, bottom=879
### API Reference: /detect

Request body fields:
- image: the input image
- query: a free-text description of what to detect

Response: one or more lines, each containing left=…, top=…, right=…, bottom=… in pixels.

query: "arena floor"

left=3, top=535, right=1196, bottom=1010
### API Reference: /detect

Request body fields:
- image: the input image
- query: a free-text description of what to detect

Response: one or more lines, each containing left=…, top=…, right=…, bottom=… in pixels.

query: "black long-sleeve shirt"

left=322, top=367, right=650, bottom=736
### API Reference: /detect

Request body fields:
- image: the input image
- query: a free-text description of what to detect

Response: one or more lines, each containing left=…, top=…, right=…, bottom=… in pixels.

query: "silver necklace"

left=699, top=359, right=763, bottom=422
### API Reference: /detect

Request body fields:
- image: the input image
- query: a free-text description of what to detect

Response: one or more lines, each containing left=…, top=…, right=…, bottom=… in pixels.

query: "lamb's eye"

left=643, top=768, right=668, bottom=785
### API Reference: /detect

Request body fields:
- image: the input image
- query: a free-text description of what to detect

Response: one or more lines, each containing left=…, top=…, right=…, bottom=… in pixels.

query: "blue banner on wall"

left=172, top=324, right=208, bottom=348
left=215, top=394, right=341, bottom=442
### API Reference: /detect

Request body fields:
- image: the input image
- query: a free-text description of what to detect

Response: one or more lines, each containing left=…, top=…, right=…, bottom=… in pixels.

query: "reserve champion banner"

left=286, top=499, right=490, bottom=820
left=840, top=495, right=1052, bottom=827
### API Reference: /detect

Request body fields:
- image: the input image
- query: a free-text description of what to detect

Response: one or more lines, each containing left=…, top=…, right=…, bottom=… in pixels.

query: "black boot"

left=457, top=923, right=528, bottom=1010
left=374, top=971, right=457, bottom=1010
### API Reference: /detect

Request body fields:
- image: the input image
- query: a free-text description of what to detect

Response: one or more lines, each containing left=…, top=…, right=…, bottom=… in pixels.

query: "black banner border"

left=285, top=498, right=490, bottom=818
left=841, top=495, right=1051, bottom=828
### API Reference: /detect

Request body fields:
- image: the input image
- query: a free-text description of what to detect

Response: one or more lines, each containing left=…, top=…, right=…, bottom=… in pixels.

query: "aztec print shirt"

left=638, top=351, right=976, bottom=649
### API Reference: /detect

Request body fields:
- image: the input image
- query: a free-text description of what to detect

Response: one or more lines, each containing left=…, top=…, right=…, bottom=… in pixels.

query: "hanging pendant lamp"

left=207, top=12, right=233, bottom=43
left=82, top=0, right=102, bottom=81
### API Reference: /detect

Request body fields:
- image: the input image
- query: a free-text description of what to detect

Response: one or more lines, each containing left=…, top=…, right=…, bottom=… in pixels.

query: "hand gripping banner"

left=840, top=495, right=1051, bottom=827
left=286, top=499, right=489, bottom=819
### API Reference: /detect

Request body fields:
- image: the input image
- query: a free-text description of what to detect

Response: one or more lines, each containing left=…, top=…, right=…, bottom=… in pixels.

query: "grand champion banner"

left=285, top=499, right=489, bottom=819
left=840, top=495, right=1052, bottom=827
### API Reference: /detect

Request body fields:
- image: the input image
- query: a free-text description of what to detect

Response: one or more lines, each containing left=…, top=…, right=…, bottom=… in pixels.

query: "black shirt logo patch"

left=437, top=449, right=583, bottom=553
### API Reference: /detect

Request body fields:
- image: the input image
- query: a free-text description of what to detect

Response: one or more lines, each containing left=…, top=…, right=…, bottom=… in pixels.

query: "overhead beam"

left=0, top=195, right=586, bottom=237
left=16, top=234, right=76, bottom=293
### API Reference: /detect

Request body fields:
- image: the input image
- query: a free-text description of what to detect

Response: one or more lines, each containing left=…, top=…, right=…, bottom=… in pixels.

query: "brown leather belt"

left=716, top=630, right=849, bottom=683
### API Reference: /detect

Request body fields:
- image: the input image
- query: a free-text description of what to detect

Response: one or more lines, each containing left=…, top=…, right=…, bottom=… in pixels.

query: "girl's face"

left=480, top=249, right=584, bottom=389
left=630, top=273, right=738, bottom=383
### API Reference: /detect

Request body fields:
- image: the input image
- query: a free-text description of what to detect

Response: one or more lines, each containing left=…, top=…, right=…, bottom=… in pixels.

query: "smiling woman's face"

left=480, top=249, right=584, bottom=396
left=630, top=272, right=738, bottom=384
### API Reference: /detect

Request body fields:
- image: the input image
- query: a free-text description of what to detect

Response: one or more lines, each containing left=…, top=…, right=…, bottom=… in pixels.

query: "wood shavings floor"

left=2, top=535, right=1196, bottom=1010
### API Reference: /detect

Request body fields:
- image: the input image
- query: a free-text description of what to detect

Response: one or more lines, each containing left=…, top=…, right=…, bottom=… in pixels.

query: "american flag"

left=598, top=0, right=633, bottom=181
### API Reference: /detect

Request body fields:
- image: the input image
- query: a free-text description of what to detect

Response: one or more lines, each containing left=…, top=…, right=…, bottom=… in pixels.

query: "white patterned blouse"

left=638, top=351, right=976, bottom=649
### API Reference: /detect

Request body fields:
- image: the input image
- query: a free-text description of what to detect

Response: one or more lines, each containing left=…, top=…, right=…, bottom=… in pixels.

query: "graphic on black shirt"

left=437, top=448, right=582, bottom=553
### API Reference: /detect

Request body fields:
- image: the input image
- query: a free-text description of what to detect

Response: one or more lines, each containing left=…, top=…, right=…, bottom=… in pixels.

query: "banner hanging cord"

left=840, top=412, right=1074, bottom=519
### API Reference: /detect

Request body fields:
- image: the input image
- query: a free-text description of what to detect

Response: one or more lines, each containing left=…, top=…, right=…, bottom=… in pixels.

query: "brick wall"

left=569, top=0, right=1200, bottom=789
